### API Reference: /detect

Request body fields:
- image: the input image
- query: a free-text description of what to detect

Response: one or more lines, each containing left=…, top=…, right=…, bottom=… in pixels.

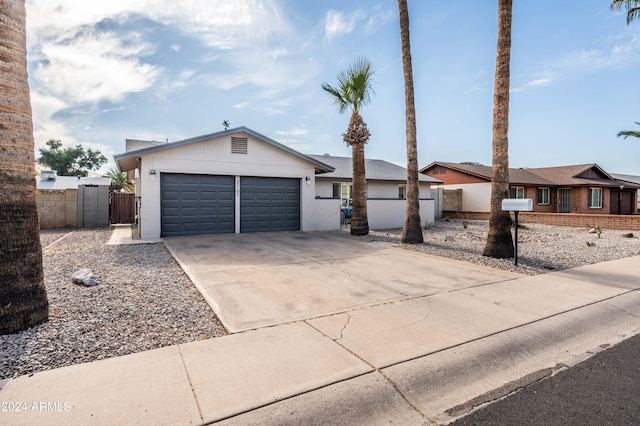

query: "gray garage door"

left=240, top=177, right=300, bottom=232
left=161, top=173, right=234, bottom=237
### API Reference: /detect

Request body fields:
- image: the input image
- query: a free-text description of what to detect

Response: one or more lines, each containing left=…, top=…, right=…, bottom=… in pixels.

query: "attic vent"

left=231, top=137, right=248, bottom=154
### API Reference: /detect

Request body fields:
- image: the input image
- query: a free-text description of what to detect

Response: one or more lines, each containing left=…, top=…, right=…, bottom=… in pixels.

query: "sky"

left=24, top=0, right=640, bottom=175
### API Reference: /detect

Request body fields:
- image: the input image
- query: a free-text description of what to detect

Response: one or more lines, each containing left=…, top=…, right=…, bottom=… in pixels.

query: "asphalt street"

left=451, top=332, right=640, bottom=426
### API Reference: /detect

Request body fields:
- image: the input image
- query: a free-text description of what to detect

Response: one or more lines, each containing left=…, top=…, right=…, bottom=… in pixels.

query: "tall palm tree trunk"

left=0, top=0, right=49, bottom=334
left=483, top=0, right=514, bottom=259
left=345, top=112, right=369, bottom=236
left=398, top=0, right=423, bottom=244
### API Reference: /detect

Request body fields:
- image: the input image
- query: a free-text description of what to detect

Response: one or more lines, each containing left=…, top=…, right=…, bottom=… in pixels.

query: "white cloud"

left=512, top=76, right=553, bottom=93
left=325, top=10, right=355, bottom=38
left=34, top=30, right=160, bottom=104
left=324, top=7, right=391, bottom=39
left=24, top=0, right=324, bottom=158
left=527, top=78, right=552, bottom=87
left=26, top=0, right=300, bottom=107
left=275, top=128, right=309, bottom=137
left=232, top=101, right=251, bottom=110
left=324, top=9, right=371, bottom=39
left=515, top=33, right=640, bottom=92
left=30, top=92, right=74, bottom=148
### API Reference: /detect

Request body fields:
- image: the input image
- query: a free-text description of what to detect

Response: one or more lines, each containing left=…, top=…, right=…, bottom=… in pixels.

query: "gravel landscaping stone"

left=335, top=219, right=640, bottom=276
left=1, top=228, right=227, bottom=380
left=2, top=220, right=638, bottom=380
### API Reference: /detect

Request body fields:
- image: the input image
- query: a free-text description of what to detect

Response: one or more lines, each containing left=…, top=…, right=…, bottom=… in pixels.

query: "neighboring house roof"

left=114, top=126, right=334, bottom=174
left=36, top=175, right=111, bottom=190
left=611, top=173, right=640, bottom=186
left=422, top=161, right=639, bottom=188
left=311, top=154, right=441, bottom=183
left=423, top=161, right=552, bottom=185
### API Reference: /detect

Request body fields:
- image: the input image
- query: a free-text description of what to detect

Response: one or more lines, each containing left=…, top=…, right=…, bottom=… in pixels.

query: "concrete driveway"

left=163, top=231, right=521, bottom=333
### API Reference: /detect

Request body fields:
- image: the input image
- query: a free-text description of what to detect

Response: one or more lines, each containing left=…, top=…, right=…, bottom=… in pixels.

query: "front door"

left=611, top=190, right=634, bottom=215
left=557, top=188, right=572, bottom=213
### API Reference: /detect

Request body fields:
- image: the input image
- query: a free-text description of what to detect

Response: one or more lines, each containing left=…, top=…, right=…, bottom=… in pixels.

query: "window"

left=398, top=184, right=407, bottom=199
left=589, top=187, right=603, bottom=208
left=537, top=187, right=550, bottom=205
left=510, top=186, right=525, bottom=199
left=432, top=166, right=446, bottom=175
left=332, top=183, right=352, bottom=207
left=332, top=183, right=340, bottom=198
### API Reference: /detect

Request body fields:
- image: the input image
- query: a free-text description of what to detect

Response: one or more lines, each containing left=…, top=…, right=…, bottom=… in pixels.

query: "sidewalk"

left=2, top=237, right=640, bottom=425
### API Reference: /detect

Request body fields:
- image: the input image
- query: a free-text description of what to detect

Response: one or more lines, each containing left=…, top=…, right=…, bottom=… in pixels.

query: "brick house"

left=420, top=162, right=639, bottom=215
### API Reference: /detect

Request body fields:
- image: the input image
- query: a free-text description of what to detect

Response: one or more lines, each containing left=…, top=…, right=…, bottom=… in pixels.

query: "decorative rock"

left=445, top=235, right=456, bottom=242
left=72, top=268, right=100, bottom=286
left=589, top=228, right=597, bottom=234
left=622, top=233, right=634, bottom=238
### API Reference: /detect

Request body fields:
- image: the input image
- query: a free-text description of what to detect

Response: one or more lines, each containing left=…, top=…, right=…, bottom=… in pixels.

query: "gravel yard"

left=1, top=228, right=226, bottom=380
left=339, top=219, right=640, bottom=276
left=2, top=220, right=639, bottom=380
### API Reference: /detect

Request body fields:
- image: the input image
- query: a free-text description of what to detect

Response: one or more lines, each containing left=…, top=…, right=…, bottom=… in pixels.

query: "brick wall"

left=518, top=211, right=640, bottom=230
left=37, top=189, right=78, bottom=229
left=442, top=210, right=640, bottom=230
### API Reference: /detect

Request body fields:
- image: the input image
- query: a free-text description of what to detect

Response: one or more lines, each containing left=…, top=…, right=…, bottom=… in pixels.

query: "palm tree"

left=0, top=0, right=49, bottom=334
left=104, top=168, right=134, bottom=192
left=483, top=0, right=514, bottom=259
left=322, top=57, right=375, bottom=236
left=398, top=0, right=423, bottom=244
left=222, top=120, right=230, bottom=130
left=616, top=122, right=640, bottom=139
left=611, top=0, right=640, bottom=24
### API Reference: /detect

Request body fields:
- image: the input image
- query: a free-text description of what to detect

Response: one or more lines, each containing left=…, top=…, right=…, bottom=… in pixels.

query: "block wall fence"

left=443, top=211, right=640, bottom=231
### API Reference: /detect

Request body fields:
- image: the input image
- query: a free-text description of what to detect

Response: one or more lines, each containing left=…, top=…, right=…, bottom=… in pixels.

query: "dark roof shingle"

left=311, top=155, right=441, bottom=183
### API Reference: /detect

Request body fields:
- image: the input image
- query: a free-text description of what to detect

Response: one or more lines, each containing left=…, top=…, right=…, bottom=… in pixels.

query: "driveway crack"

left=337, top=313, right=352, bottom=340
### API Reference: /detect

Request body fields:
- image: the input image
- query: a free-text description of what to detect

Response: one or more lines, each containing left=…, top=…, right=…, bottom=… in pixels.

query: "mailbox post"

left=501, top=199, right=533, bottom=265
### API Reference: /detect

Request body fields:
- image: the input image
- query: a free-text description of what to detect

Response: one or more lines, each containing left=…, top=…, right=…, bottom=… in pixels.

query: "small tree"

left=322, top=57, right=375, bottom=236
left=104, top=168, right=134, bottom=192
left=37, top=139, right=107, bottom=177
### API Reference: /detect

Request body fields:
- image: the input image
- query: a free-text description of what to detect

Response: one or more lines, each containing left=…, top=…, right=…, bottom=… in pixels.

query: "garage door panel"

left=218, top=206, right=234, bottom=215
left=240, top=177, right=299, bottom=232
left=200, top=191, right=219, bottom=201
left=219, top=192, right=234, bottom=202
left=161, top=173, right=235, bottom=237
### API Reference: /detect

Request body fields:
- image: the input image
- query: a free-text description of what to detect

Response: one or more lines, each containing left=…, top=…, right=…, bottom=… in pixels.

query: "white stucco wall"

left=138, top=132, right=318, bottom=239
left=368, top=199, right=435, bottom=229
left=309, top=198, right=342, bottom=231
left=315, top=179, right=433, bottom=199
left=434, top=183, right=492, bottom=212
left=368, top=181, right=402, bottom=198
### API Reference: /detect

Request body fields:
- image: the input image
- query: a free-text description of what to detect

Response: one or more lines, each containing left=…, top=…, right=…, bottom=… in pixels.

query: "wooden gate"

left=110, top=192, right=135, bottom=224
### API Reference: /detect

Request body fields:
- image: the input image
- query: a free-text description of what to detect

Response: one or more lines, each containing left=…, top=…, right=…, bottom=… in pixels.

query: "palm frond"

left=610, top=0, right=640, bottom=24
left=616, top=130, right=640, bottom=139
left=322, top=57, right=374, bottom=114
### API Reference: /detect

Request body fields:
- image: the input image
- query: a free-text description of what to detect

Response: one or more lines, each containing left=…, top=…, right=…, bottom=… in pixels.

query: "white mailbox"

left=502, top=198, right=533, bottom=212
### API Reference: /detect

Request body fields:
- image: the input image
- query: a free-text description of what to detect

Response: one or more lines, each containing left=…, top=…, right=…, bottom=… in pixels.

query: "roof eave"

left=113, top=126, right=335, bottom=173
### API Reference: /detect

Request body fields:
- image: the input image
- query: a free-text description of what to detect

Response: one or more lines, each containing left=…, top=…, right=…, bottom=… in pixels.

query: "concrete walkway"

left=2, top=227, right=640, bottom=425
